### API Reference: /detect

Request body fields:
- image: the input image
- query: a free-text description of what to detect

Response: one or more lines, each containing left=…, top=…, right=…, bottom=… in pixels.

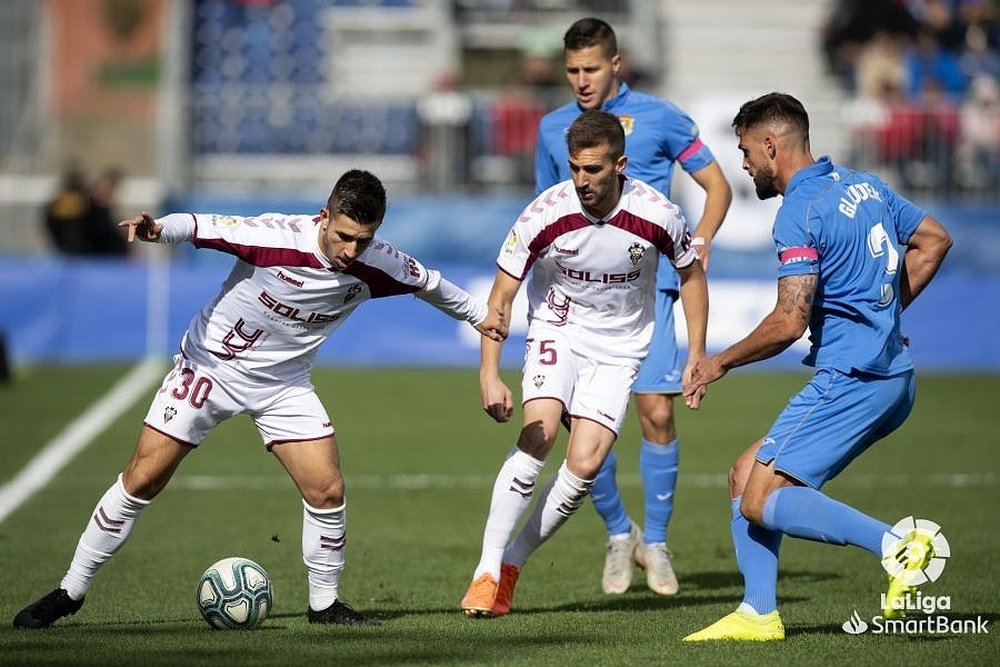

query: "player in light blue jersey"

left=682, top=93, right=952, bottom=641
left=535, top=17, right=732, bottom=596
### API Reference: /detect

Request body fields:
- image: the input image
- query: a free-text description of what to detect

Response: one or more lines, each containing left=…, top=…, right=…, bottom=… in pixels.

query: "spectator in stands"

left=43, top=165, right=129, bottom=257
left=905, top=27, right=967, bottom=101
left=821, top=0, right=918, bottom=91
left=491, top=46, right=558, bottom=184
left=957, top=73, right=1000, bottom=190
left=43, top=165, right=91, bottom=256
left=83, top=167, right=129, bottom=257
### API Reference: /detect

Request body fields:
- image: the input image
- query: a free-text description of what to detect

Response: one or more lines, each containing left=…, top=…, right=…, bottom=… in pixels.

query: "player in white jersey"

left=460, top=111, right=709, bottom=618
left=13, top=170, right=507, bottom=630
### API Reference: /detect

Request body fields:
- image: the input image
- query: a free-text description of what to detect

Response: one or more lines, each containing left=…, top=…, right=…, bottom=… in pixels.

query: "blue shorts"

left=632, top=289, right=682, bottom=394
left=757, top=368, right=916, bottom=489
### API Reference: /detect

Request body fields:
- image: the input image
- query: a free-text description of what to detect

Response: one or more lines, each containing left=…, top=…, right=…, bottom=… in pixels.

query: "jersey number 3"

left=867, top=222, right=900, bottom=307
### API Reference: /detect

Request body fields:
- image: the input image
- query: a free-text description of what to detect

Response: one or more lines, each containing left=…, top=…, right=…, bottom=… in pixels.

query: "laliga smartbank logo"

left=841, top=517, right=990, bottom=636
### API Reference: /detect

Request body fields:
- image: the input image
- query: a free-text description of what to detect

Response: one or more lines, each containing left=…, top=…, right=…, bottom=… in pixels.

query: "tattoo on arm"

left=777, top=274, right=818, bottom=323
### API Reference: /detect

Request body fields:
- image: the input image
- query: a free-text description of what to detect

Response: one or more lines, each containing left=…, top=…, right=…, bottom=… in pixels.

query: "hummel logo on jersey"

left=628, top=242, right=645, bottom=266
left=163, top=406, right=177, bottom=423
left=277, top=270, right=304, bottom=288
left=344, top=284, right=363, bottom=304
left=554, top=244, right=579, bottom=256
left=533, top=374, right=545, bottom=388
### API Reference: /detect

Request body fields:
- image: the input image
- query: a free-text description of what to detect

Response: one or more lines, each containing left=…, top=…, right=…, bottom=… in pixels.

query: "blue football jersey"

left=534, top=82, right=715, bottom=291
left=773, top=157, right=927, bottom=375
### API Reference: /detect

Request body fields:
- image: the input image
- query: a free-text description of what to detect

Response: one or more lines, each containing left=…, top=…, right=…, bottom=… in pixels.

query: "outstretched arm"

left=480, top=270, right=521, bottom=422
left=684, top=273, right=815, bottom=408
left=417, top=272, right=508, bottom=342
left=675, top=260, right=709, bottom=408
left=900, top=215, right=952, bottom=310
left=687, top=161, right=733, bottom=271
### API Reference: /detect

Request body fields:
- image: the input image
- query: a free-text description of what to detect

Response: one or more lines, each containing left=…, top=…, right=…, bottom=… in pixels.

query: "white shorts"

left=143, top=355, right=334, bottom=448
left=521, top=329, right=640, bottom=434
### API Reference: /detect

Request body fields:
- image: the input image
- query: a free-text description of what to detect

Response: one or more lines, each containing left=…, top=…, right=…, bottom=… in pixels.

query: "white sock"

left=473, top=447, right=544, bottom=580
left=302, top=500, right=346, bottom=612
left=504, top=461, right=594, bottom=568
left=60, top=474, right=150, bottom=600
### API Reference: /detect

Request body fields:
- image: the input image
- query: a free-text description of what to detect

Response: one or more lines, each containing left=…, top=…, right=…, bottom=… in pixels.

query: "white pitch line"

left=0, top=358, right=164, bottom=525
left=160, top=471, right=997, bottom=492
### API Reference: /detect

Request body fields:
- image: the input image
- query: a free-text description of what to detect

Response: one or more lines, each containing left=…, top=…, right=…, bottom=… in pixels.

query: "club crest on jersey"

left=344, top=284, right=363, bottom=304
left=503, top=229, right=519, bottom=256
left=163, top=406, right=177, bottom=423
left=628, top=242, right=646, bottom=266
left=533, top=374, right=545, bottom=388
left=210, top=215, right=241, bottom=228
left=618, top=115, right=635, bottom=136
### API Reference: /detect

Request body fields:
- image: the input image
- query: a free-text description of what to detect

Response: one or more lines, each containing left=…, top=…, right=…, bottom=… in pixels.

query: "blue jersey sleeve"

left=881, top=181, right=927, bottom=245
left=660, top=103, right=715, bottom=175
left=534, top=120, right=561, bottom=195
left=773, top=200, right=820, bottom=279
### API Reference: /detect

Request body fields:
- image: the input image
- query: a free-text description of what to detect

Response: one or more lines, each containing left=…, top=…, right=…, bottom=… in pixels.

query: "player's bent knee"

left=301, top=479, right=345, bottom=509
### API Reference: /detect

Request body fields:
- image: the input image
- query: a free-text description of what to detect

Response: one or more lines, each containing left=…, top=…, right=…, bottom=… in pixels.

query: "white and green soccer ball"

left=196, top=557, right=273, bottom=630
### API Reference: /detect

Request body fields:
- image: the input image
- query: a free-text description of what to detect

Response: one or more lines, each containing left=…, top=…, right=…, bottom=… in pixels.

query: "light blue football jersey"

left=534, top=82, right=715, bottom=291
left=773, top=157, right=927, bottom=376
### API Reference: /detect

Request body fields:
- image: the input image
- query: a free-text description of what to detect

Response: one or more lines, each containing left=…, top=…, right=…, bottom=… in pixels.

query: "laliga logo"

left=881, top=516, right=950, bottom=586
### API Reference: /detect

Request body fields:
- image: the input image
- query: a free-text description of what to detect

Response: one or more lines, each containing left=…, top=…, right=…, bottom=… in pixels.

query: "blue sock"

left=762, top=486, right=890, bottom=557
left=591, top=450, right=632, bottom=536
left=640, top=438, right=678, bottom=544
left=732, top=496, right=782, bottom=615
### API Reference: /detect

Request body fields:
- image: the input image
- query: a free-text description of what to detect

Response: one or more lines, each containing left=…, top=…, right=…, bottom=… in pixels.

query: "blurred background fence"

left=0, top=0, right=997, bottom=369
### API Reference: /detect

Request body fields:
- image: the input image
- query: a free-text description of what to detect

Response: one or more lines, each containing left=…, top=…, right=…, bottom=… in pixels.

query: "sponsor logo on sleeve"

left=211, top=215, right=241, bottom=228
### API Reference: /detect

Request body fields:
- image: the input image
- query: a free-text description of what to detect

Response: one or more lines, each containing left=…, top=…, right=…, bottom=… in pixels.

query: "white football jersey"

left=157, top=212, right=477, bottom=384
left=497, top=178, right=696, bottom=362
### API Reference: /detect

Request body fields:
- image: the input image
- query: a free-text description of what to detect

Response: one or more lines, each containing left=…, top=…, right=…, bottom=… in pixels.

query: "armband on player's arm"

left=417, top=270, right=489, bottom=325
left=156, top=213, right=197, bottom=245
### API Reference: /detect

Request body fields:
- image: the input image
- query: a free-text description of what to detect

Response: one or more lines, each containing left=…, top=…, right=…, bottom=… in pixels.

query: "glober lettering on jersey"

left=837, top=182, right=883, bottom=219
left=556, top=261, right=641, bottom=284
left=258, top=290, right=341, bottom=324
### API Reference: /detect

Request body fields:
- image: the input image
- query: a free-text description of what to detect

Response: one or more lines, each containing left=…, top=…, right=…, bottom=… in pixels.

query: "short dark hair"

left=732, top=92, right=810, bottom=141
left=563, top=17, right=617, bottom=57
left=566, top=110, right=625, bottom=160
left=327, top=169, right=386, bottom=225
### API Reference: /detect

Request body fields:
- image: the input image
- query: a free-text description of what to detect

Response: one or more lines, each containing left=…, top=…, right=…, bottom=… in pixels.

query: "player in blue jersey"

left=681, top=93, right=952, bottom=641
left=535, top=17, right=732, bottom=596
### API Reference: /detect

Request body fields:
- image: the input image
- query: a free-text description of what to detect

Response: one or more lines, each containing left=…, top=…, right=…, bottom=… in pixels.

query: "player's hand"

left=118, top=211, right=163, bottom=243
left=475, top=306, right=508, bottom=342
left=683, top=354, right=726, bottom=410
left=480, top=374, right=513, bottom=422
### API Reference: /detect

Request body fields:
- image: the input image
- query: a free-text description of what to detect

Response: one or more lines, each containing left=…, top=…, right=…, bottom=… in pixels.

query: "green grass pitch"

left=0, top=366, right=997, bottom=665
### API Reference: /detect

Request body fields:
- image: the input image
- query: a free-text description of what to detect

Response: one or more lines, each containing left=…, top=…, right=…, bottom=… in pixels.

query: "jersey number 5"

left=867, top=222, right=900, bottom=307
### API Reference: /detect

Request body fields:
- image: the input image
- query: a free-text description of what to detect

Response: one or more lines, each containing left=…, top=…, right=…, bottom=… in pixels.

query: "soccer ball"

left=196, top=556, right=273, bottom=629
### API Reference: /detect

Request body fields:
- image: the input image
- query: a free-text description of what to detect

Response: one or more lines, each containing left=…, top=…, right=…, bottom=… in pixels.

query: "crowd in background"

left=824, top=0, right=1000, bottom=195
